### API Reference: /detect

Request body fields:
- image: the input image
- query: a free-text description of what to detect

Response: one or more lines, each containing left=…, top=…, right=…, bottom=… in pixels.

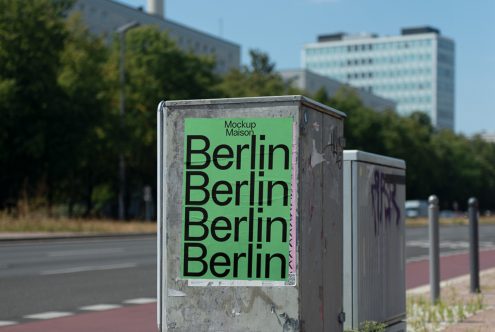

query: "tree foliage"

left=0, top=0, right=71, bottom=209
left=104, top=26, right=220, bottom=217
left=217, top=49, right=301, bottom=97
left=57, top=14, right=111, bottom=216
left=0, top=0, right=494, bottom=216
left=315, top=87, right=495, bottom=211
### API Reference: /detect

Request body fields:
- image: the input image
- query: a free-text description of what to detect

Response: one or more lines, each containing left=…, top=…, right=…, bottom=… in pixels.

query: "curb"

left=0, top=232, right=156, bottom=242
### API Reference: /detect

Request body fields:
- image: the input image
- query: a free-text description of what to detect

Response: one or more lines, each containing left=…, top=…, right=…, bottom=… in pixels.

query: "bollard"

left=428, top=195, right=440, bottom=303
left=468, top=197, right=480, bottom=293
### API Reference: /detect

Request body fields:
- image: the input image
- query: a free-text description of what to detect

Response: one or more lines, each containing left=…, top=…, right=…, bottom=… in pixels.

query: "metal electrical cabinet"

left=157, top=96, right=346, bottom=332
left=343, top=150, right=407, bottom=332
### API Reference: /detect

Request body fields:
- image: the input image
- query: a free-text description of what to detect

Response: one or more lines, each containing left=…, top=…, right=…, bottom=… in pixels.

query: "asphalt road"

left=0, top=235, right=156, bottom=323
left=1, top=225, right=495, bottom=325
left=405, top=224, right=495, bottom=260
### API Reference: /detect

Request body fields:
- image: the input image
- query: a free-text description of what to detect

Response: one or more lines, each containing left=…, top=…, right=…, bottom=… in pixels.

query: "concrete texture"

left=443, top=269, right=495, bottom=332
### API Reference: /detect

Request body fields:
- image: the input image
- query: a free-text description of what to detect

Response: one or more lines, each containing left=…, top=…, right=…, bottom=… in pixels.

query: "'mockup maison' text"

left=225, top=120, right=256, bottom=136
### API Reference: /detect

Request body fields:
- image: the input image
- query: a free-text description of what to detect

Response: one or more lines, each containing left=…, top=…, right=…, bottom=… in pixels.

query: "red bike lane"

left=3, top=248, right=495, bottom=332
left=406, top=248, right=495, bottom=289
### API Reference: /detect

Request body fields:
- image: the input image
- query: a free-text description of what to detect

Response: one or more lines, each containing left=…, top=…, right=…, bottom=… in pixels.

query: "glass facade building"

left=303, top=27, right=455, bottom=129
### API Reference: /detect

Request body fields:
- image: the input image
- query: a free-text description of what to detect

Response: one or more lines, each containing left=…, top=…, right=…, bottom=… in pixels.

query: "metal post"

left=116, top=21, right=140, bottom=220
left=144, top=185, right=152, bottom=221
left=468, top=197, right=480, bottom=293
left=428, top=195, right=440, bottom=303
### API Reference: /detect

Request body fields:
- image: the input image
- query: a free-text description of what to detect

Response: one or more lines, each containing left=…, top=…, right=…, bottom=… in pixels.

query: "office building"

left=481, top=133, right=495, bottom=143
left=70, top=0, right=240, bottom=73
left=279, top=69, right=396, bottom=112
left=303, top=26, right=455, bottom=129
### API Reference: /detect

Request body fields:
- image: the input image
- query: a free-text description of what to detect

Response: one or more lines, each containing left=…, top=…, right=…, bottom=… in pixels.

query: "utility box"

left=157, top=96, right=346, bottom=332
left=343, top=150, right=406, bottom=332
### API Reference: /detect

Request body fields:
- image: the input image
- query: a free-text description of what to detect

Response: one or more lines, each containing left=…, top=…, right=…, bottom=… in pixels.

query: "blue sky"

left=120, top=0, right=495, bottom=135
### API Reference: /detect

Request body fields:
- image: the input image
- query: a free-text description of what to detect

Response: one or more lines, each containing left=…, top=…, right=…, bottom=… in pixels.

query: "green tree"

left=470, top=136, right=495, bottom=210
left=317, top=87, right=438, bottom=201
left=0, top=0, right=72, bottom=210
left=318, top=86, right=495, bottom=210
left=105, top=26, right=219, bottom=218
left=57, top=14, right=112, bottom=216
left=218, top=49, right=300, bottom=97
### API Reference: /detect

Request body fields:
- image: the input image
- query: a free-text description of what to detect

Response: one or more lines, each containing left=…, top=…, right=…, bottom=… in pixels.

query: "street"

left=0, top=235, right=156, bottom=325
left=1, top=225, right=495, bottom=328
left=405, top=224, right=495, bottom=260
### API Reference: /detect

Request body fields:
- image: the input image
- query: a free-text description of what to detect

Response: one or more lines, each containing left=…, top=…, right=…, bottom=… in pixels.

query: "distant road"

left=405, top=224, right=495, bottom=260
left=0, top=235, right=156, bottom=323
left=1, top=225, right=495, bottom=325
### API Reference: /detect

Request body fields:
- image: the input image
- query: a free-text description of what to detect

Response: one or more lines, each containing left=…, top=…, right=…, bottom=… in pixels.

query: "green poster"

left=181, top=117, right=295, bottom=286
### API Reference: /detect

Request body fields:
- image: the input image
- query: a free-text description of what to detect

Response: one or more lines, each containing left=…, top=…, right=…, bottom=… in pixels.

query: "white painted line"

left=407, top=247, right=495, bottom=263
left=124, top=298, right=157, bottom=304
left=407, top=267, right=495, bottom=295
left=407, top=241, right=495, bottom=251
left=25, top=312, right=73, bottom=320
left=0, top=321, right=17, bottom=327
left=407, top=250, right=466, bottom=263
left=40, top=263, right=137, bottom=275
left=80, top=304, right=122, bottom=311
left=48, top=248, right=124, bottom=257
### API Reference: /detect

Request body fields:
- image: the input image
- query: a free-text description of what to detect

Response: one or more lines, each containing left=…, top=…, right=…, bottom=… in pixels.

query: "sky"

left=120, top=0, right=495, bottom=135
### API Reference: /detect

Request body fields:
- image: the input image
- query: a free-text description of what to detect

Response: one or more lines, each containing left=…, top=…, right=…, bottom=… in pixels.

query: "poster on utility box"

left=181, top=117, right=296, bottom=286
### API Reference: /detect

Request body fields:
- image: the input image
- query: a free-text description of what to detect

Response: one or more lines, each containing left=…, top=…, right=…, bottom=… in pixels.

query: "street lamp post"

left=117, top=21, right=140, bottom=220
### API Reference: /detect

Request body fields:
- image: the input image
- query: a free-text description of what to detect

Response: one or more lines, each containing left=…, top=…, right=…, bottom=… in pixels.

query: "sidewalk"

left=406, top=249, right=495, bottom=332
left=443, top=268, right=495, bottom=332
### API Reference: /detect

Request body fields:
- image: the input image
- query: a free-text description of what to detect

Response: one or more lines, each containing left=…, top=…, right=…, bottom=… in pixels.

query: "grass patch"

left=0, top=213, right=156, bottom=234
left=345, top=321, right=387, bottom=332
left=407, top=287, right=484, bottom=331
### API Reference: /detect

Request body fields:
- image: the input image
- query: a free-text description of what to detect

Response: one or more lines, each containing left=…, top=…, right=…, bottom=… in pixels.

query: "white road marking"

left=48, top=248, right=124, bottom=257
left=407, top=246, right=495, bottom=263
left=24, top=312, right=73, bottom=320
left=0, top=321, right=17, bottom=327
left=406, top=240, right=495, bottom=250
left=80, top=304, right=121, bottom=311
left=124, top=298, right=157, bottom=304
left=40, top=263, right=137, bottom=275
